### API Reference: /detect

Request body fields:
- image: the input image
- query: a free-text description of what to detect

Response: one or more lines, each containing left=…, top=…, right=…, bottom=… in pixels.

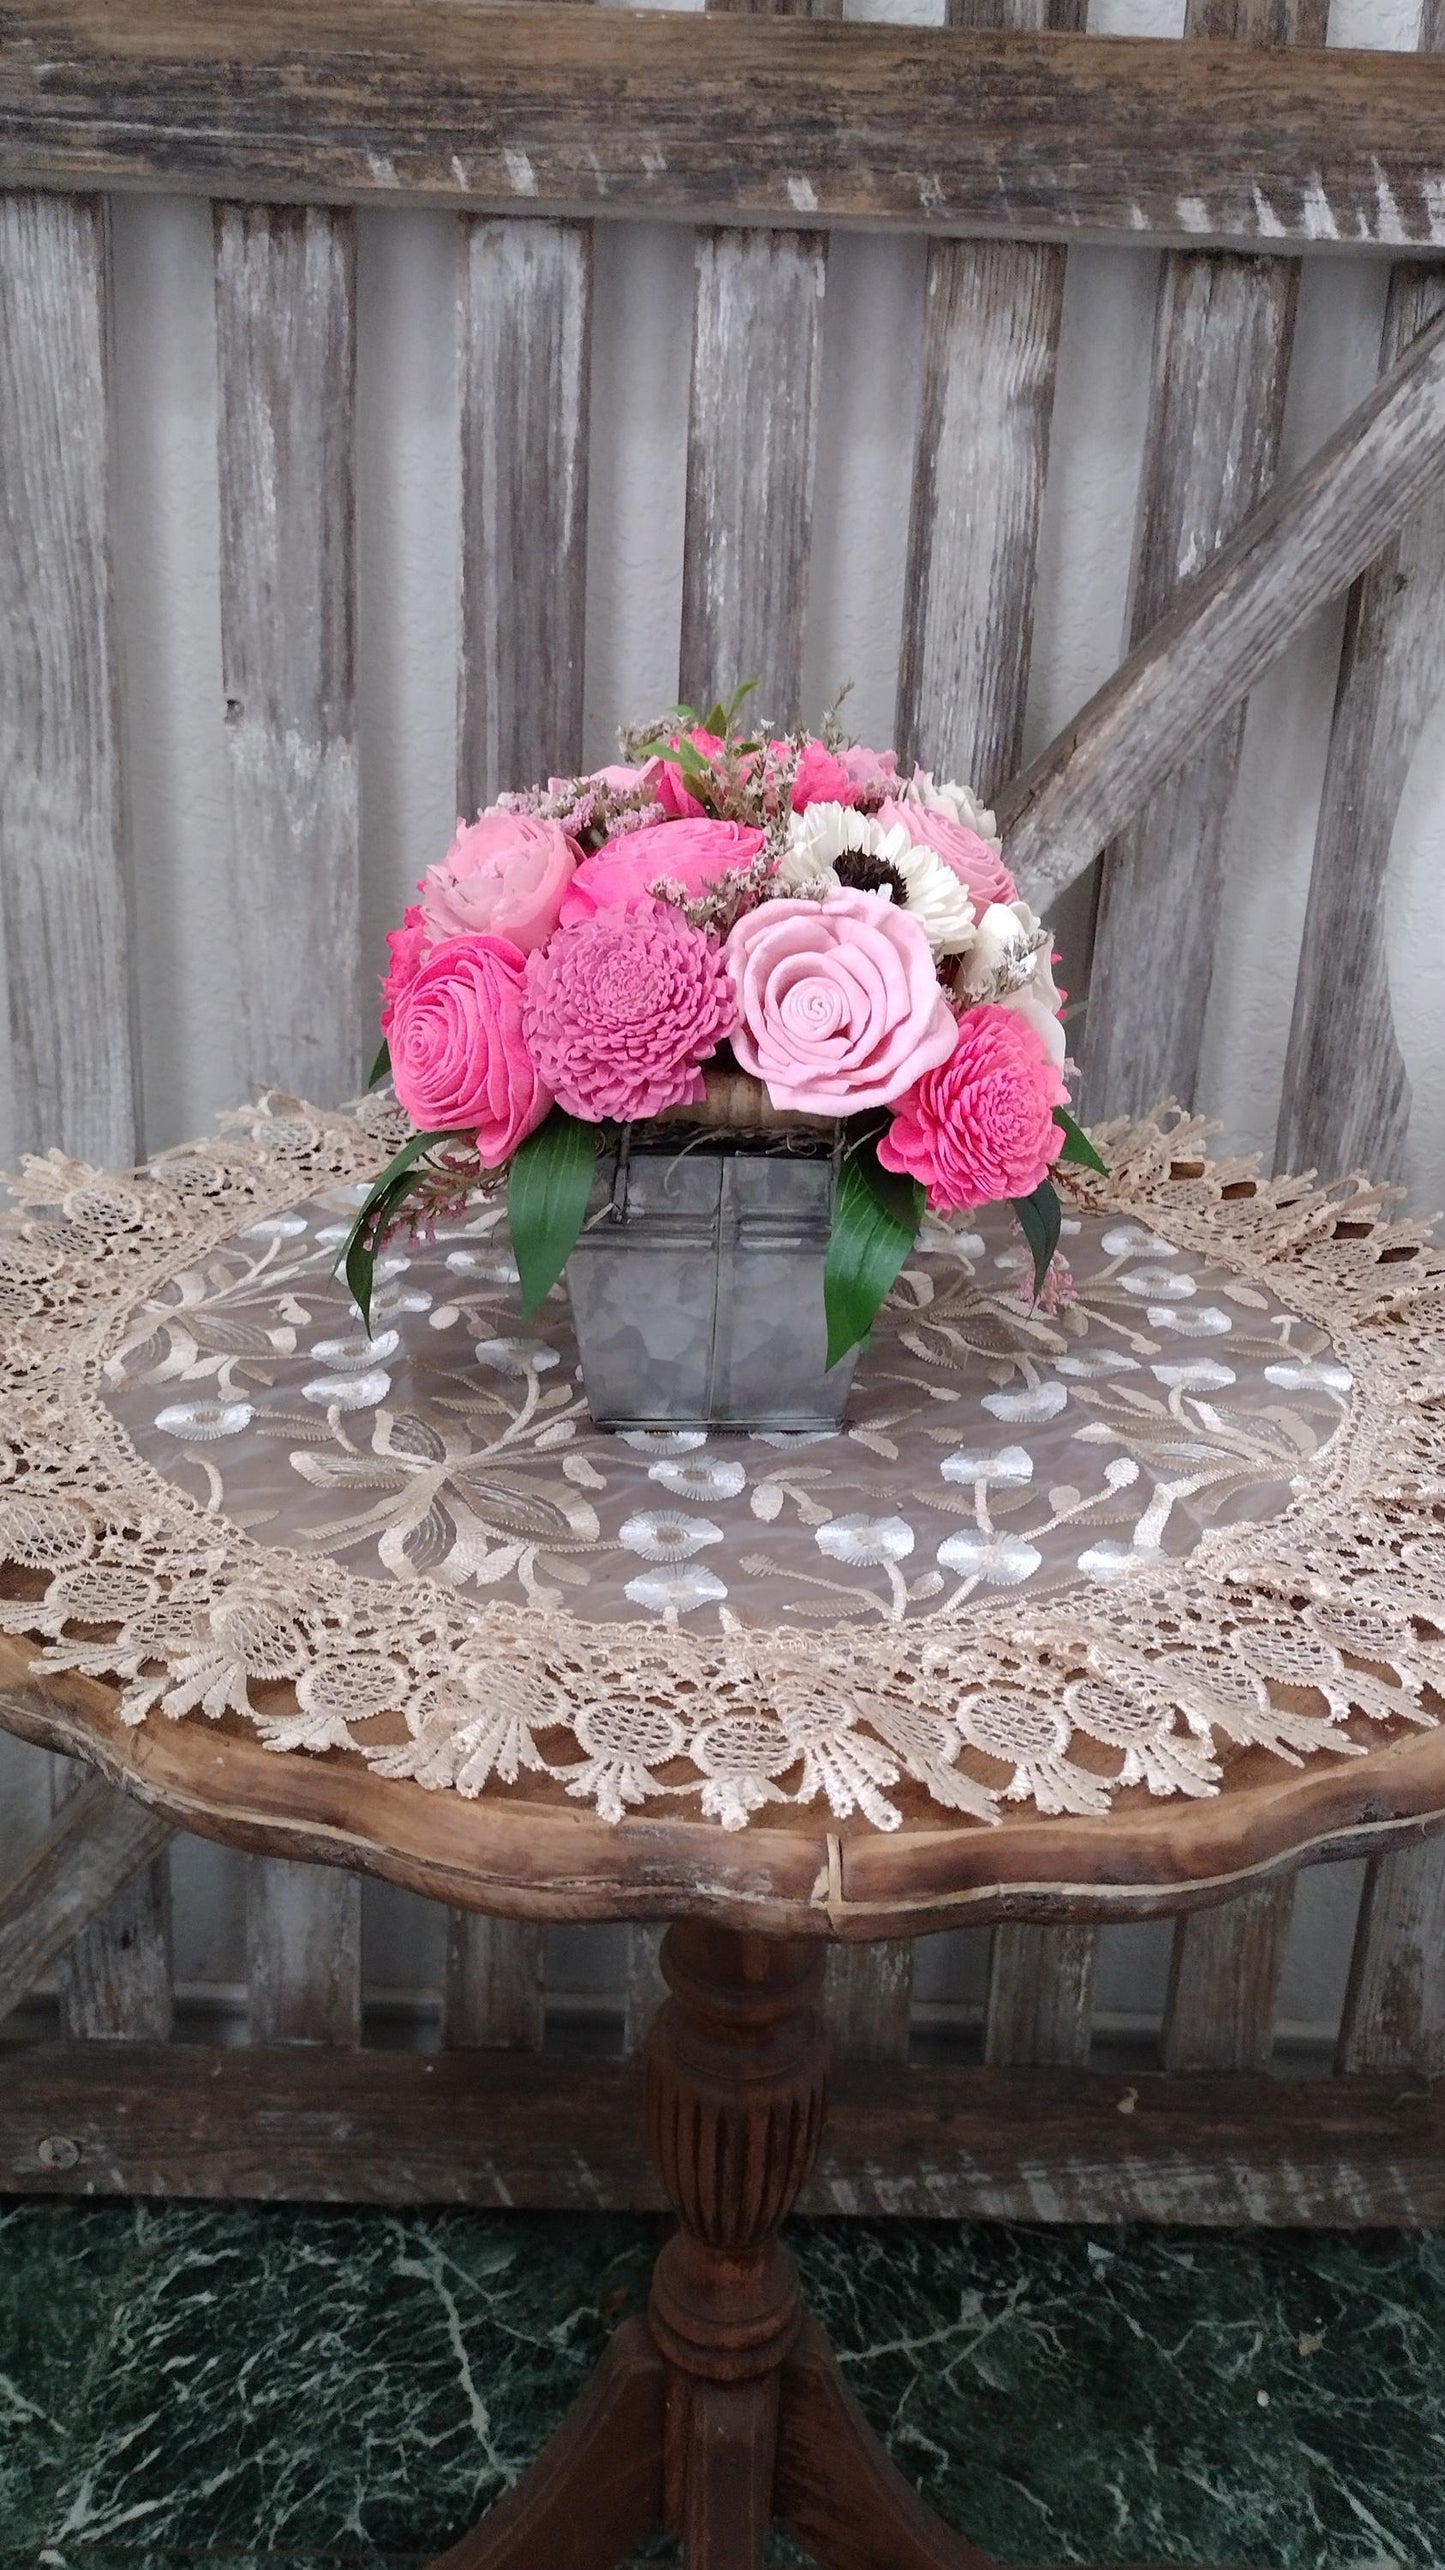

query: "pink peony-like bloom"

left=790, top=737, right=859, bottom=812
left=523, top=899, right=737, bottom=1123
left=838, top=742, right=899, bottom=796
left=560, top=817, right=765, bottom=924
left=879, top=797, right=1017, bottom=910
left=877, top=1004, right=1068, bottom=1212
left=380, top=903, right=428, bottom=1032
left=389, top=935, right=553, bottom=1165
left=725, top=888, right=957, bottom=1115
left=420, top=811, right=579, bottom=954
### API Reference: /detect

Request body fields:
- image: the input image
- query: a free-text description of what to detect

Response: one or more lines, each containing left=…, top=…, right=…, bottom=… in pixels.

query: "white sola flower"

left=900, top=768, right=1001, bottom=845
left=880, top=824, right=978, bottom=956
left=775, top=799, right=875, bottom=892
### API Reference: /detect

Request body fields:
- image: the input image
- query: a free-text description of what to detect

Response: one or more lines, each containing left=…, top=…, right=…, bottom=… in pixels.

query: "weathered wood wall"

left=3, top=0, right=1445, bottom=2210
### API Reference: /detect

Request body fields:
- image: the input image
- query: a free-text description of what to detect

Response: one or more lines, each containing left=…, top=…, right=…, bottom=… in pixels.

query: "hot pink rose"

left=559, top=818, right=765, bottom=924
left=389, top=935, right=552, bottom=1166
left=380, top=903, right=428, bottom=1032
left=523, top=899, right=737, bottom=1123
left=724, top=888, right=957, bottom=1115
left=419, top=811, right=578, bottom=954
left=879, top=798, right=1017, bottom=910
left=877, top=1004, right=1068, bottom=1212
left=641, top=727, right=725, bottom=820
left=790, top=738, right=858, bottom=812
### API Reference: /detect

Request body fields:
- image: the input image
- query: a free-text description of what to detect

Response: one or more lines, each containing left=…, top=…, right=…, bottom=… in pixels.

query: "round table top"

left=3, top=1092, right=1445, bottom=1938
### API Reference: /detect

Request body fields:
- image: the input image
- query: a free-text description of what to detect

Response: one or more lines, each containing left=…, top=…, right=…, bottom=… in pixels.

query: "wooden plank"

left=1082, top=0, right=1321, bottom=1122
left=896, top=0, right=1082, bottom=796
left=622, top=1924, right=668, bottom=2058
left=1277, top=265, right=1445, bottom=1181
left=245, top=1856, right=360, bottom=2045
left=442, top=1912, right=544, bottom=2051
left=48, top=1757, right=171, bottom=2041
left=822, top=1941, right=912, bottom=2063
left=680, top=226, right=826, bottom=718
left=983, top=1923, right=1095, bottom=2067
left=1000, top=303, right=1445, bottom=910
left=1337, top=1841, right=1445, bottom=2076
left=214, top=199, right=361, bottom=1104
left=0, top=1773, right=173, bottom=2025
left=11, top=9, right=1445, bottom=251
left=456, top=214, right=590, bottom=808
left=0, top=188, right=136, bottom=1164
left=7, top=2044, right=1445, bottom=2226
left=1161, top=1878, right=1294, bottom=2074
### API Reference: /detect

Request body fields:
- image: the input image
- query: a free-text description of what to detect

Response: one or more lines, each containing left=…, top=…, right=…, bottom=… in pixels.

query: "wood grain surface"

left=1001, top=304, right=1445, bottom=908
left=1161, top=1877, right=1295, bottom=2073
left=0, top=1767, right=173, bottom=2025
left=48, top=1755, right=172, bottom=2042
left=0, top=190, right=136, bottom=1165
left=4, top=1640, right=1445, bottom=1943
left=1081, top=0, right=1320, bottom=1122
left=215, top=200, right=362, bottom=1106
left=8, top=6, right=1445, bottom=249
left=7, top=2041, right=1445, bottom=2225
left=443, top=1912, right=545, bottom=2051
left=983, top=1923, right=1095, bottom=2066
left=1336, top=1839, right=1445, bottom=2075
left=457, top=215, right=591, bottom=808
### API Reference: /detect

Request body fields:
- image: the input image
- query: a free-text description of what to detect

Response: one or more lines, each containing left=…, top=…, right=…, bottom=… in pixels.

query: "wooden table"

left=5, top=1638, right=1445, bottom=2570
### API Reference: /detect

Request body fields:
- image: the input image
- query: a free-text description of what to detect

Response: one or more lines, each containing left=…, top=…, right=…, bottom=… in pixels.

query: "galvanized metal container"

left=567, top=1137, right=858, bottom=1431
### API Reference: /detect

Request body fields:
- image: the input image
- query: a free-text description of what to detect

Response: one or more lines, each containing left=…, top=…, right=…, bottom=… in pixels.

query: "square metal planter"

left=566, top=1137, right=858, bottom=1432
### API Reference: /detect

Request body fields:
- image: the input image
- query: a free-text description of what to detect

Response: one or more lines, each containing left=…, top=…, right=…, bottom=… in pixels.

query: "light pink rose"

left=838, top=742, right=899, bottom=797
left=559, top=817, right=765, bottom=924
left=879, top=797, right=1017, bottom=910
left=725, top=888, right=957, bottom=1115
left=588, top=762, right=645, bottom=791
left=419, top=811, right=578, bottom=954
left=389, top=935, right=552, bottom=1165
left=790, top=737, right=858, bottom=813
left=877, top=1003, right=1068, bottom=1213
left=380, top=903, right=428, bottom=1033
left=523, top=899, right=737, bottom=1123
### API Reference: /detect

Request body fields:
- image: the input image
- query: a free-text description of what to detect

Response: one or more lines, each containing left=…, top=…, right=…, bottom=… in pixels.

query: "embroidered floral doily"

left=2, top=1093, right=1444, bottom=1832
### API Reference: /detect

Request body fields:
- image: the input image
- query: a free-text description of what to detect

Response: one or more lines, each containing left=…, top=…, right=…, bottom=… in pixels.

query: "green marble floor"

left=1, top=2202, right=1442, bottom=2569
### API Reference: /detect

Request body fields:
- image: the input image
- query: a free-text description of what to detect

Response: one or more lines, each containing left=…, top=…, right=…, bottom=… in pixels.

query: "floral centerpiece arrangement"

left=346, top=686, right=1101, bottom=1379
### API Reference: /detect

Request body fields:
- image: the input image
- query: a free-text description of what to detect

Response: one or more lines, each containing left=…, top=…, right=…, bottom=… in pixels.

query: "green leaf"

left=673, top=736, right=715, bottom=782
left=339, top=1128, right=459, bottom=1330
left=1052, top=1104, right=1107, bottom=1175
left=823, top=1144, right=924, bottom=1370
left=1011, top=1177, right=1062, bottom=1303
left=724, top=677, right=760, bottom=730
left=507, top=1111, right=600, bottom=1318
left=368, top=1034, right=391, bottom=1089
left=702, top=699, right=730, bottom=737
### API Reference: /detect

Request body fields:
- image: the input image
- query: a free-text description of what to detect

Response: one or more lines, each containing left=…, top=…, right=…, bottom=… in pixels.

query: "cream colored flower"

left=785, top=799, right=879, bottom=875
left=901, top=769, right=1000, bottom=845
left=956, top=901, right=1067, bottom=1069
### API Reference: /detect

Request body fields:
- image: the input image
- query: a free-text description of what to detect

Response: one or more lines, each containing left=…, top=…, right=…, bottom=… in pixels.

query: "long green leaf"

left=823, top=1145, right=924, bottom=1370
left=1052, top=1104, right=1107, bottom=1175
left=368, top=1034, right=391, bottom=1089
left=508, top=1111, right=600, bottom=1318
left=339, top=1128, right=458, bottom=1330
left=1011, top=1176, right=1062, bottom=1303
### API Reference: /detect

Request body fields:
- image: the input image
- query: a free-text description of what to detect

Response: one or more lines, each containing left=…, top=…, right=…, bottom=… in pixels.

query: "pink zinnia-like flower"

left=523, top=899, right=737, bottom=1123
left=879, top=797, right=1017, bottom=911
left=877, top=1003, right=1068, bottom=1212
left=380, top=903, right=428, bottom=1032
left=420, top=811, right=578, bottom=954
left=389, top=935, right=552, bottom=1165
left=724, top=888, right=956, bottom=1115
left=560, top=818, right=765, bottom=924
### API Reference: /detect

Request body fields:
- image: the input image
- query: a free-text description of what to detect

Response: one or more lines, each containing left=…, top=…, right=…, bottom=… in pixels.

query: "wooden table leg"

left=427, top=1923, right=1011, bottom=2570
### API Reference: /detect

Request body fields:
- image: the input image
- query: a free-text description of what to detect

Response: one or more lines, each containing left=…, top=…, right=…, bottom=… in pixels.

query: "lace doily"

left=2, top=1093, right=1444, bottom=1833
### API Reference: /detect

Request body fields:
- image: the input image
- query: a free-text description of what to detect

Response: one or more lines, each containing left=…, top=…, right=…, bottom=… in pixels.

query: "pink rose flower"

left=879, top=797, right=1017, bottom=910
left=838, top=742, right=899, bottom=796
left=588, top=762, right=645, bottom=791
left=419, top=811, right=579, bottom=954
left=877, top=1003, right=1068, bottom=1213
left=523, top=899, right=737, bottom=1123
left=724, top=888, right=957, bottom=1115
left=380, top=903, right=428, bottom=1032
left=641, top=727, right=725, bottom=820
left=559, top=817, right=765, bottom=925
left=790, top=737, right=858, bottom=812
left=389, top=935, right=552, bottom=1165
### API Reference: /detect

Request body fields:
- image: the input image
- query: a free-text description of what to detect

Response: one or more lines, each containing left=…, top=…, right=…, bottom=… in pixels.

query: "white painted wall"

left=0, top=0, right=1435, bottom=2028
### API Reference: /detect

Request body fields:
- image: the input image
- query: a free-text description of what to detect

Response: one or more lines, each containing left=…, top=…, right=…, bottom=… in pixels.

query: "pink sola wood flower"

left=523, top=899, right=737, bottom=1123
left=381, top=904, right=428, bottom=1031
left=724, top=888, right=956, bottom=1115
left=389, top=934, right=553, bottom=1165
left=878, top=796, right=1017, bottom=911
left=877, top=1003, right=1068, bottom=1213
